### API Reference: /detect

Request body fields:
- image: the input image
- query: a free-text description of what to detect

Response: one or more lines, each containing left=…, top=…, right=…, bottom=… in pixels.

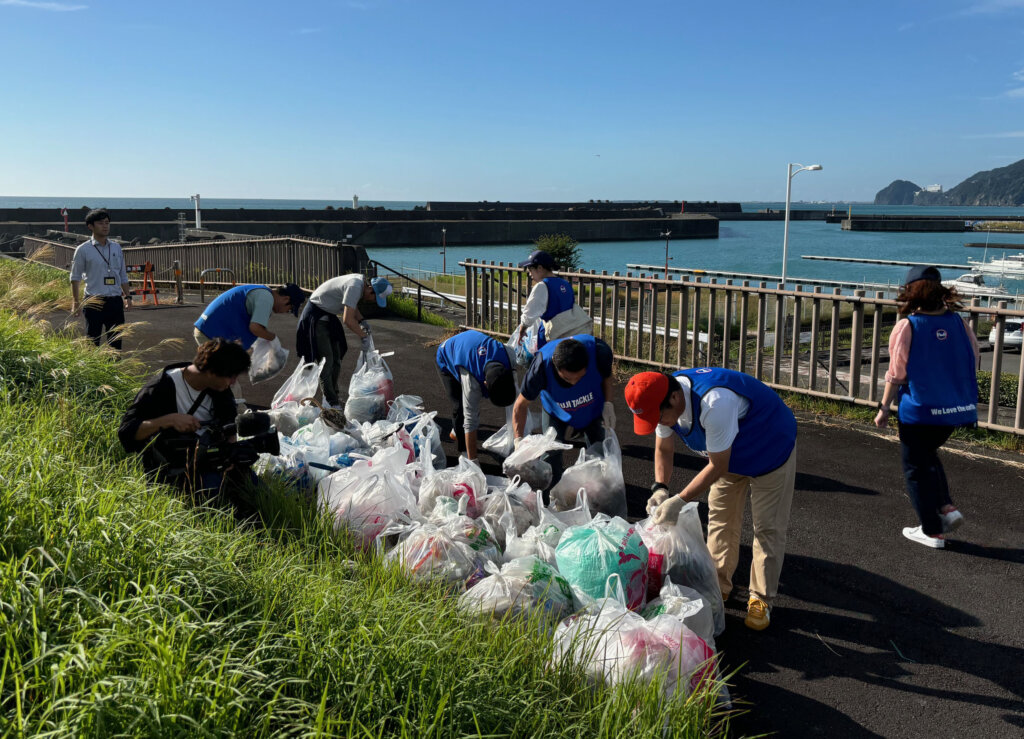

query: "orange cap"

left=624, top=372, right=669, bottom=435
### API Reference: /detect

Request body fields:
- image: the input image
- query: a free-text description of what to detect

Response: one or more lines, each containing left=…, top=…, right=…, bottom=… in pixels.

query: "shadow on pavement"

left=719, top=553, right=1024, bottom=738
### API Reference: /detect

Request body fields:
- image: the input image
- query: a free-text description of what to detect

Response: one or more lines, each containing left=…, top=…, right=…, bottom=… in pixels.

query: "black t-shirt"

left=118, top=363, right=238, bottom=470
left=520, top=338, right=613, bottom=401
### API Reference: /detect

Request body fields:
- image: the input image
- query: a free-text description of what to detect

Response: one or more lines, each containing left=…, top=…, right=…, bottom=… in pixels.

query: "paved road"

left=48, top=299, right=1024, bottom=739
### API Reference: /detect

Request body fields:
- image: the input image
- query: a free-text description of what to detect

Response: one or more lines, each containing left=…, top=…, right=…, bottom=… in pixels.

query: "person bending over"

left=435, top=329, right=517, bottom=460
left=194, top=283, right=306, bottom=348
left=118, top=339, right=257, bottom=510
left=297, top=273, right=393, bottom=408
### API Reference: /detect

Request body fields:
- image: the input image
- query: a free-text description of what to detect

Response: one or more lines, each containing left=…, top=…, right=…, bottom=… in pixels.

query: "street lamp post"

left=781, top=163, right=822, bottom=287
left=440, top=227, right=447, bottom=274
left=661, top=230, right=672, bottom=278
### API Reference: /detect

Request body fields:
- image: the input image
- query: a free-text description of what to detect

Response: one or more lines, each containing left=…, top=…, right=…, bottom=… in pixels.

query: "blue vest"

left=671, top=368, right=796, bottom=477
left=538, top=335, right=604, bottom=426
left=194, top=285, right=268, bottom=349
left=435, top=330, right=511, bottom=398
left=898, top=313, right=978, bottom=427
left=541, top=277, right=575, bottom=320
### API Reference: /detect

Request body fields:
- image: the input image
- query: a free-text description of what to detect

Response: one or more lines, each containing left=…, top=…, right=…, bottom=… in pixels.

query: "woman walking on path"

left=874, top=265, right=979, bottom=549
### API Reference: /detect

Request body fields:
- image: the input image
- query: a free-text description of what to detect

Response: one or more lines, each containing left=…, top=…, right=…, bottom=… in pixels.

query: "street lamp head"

left=806, top=164, right=822, bottom=171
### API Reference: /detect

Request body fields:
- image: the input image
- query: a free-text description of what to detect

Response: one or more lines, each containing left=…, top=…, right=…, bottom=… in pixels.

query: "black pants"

left=541, top=409, right=605, bottom=496
left=898, top=422, right=955, bottom=536
left=297, top=303, right=348, bottom=406
left=437, top=364, right=466, bottom=452
left=83, top=295, right=125, bottom=350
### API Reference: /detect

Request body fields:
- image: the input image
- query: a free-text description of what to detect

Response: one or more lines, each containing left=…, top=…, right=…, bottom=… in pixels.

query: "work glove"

left=646, top=483, right=672, bottom=515
left=651, top=495, right=685, bottom=527
left=513, top=436, right=524, bottom=451
left=602, top=401, right=616, bottom=429
left=359, top=320, right=372, bottom=335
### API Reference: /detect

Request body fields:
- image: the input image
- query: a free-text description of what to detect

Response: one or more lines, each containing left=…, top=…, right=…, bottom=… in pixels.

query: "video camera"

left=153, top=410, right=280, bottom=478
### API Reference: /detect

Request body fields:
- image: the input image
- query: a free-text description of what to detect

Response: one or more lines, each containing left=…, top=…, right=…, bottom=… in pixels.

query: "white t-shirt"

left=654, top=374, right=750, bottom=454
left=309, top=274, right=365, bottom=315
left=169, top=368, right=214, bottom=431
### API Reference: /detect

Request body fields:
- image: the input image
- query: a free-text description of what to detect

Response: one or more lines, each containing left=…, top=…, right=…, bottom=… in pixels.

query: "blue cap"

left=518, top=250, right=555, bottom=269
left=371, top=277, right=393, bottom=308
left=904, top=265, right=941, bottom=286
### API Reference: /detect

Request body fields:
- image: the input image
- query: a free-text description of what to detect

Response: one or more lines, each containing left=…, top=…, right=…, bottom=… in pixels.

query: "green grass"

left=0, top=262, right=730, bottom=737
left=386, top=293, right=456, bottom=329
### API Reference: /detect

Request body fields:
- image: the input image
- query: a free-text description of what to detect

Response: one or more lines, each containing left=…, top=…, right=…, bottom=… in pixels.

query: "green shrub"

left=977, top=370, right=1019, bottom=408
left=533, top=234, right=582, bottom=273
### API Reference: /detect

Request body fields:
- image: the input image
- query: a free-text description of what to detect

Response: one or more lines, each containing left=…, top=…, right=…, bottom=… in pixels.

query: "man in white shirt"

left=297, top=273, right=392, bottom=407
left=625, top=368, right=797, bottom=632
left=69, top=209, right=131, bottom=349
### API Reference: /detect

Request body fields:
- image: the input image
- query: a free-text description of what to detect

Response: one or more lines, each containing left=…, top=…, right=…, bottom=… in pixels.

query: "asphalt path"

left=45, top=299, right=1024, bottom=739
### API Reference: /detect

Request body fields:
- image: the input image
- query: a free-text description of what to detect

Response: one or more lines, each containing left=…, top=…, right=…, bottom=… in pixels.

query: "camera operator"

left=118, top=339, right=256, bottom=510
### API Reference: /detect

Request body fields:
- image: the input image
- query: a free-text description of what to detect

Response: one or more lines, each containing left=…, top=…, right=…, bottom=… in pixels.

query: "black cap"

left=518, top=250, right=556, bottom=269
left=484, top=361, right=516, bottom=407
left=282, top=283, right=307, bottom=316
left=904, top=265, right=942, bottom=286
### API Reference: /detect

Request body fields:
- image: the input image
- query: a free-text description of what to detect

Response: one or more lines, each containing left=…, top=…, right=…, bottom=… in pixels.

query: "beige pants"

left=706, top=443, right=797, bottom=605
left=193, top=327, right=211, bottom=346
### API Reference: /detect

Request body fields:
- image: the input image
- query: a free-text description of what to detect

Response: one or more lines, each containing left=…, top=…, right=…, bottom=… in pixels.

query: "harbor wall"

left=0, top=214, right=719, bottom=247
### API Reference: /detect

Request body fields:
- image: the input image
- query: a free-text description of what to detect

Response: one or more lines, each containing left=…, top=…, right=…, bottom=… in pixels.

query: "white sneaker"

left=902, top=525, right=945, bottom=549
left=940, top=509, right=964, bottom=534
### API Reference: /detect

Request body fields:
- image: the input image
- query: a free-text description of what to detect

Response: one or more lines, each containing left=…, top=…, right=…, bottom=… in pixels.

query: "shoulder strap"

left=187, top=388, right=209, bottom=416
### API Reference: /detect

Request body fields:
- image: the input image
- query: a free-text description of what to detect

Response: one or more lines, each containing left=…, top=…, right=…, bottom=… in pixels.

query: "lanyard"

left=92, top=240, right=115, bottom=272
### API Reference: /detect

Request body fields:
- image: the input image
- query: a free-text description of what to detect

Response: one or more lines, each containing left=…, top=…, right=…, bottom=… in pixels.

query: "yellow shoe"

left=745, top=597, right=771, bottom=631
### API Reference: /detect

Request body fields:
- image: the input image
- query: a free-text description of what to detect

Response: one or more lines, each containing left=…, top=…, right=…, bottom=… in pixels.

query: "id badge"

left=104, top=276, right=116, bottom=286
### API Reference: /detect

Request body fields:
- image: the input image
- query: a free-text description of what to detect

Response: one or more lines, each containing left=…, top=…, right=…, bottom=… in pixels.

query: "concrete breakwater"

left=0, top=207, right=719, bottom=247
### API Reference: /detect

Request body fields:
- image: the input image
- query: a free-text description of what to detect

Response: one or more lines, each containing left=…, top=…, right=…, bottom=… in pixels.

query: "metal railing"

left=461, top=260, right=1024, bottom=435
left=368, top=259, right=461, bottom=322
left=22, top=235, right=360, bottom=292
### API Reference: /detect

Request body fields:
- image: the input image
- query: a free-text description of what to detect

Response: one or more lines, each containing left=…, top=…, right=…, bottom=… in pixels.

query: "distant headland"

left=875, top=157, right=1024, bottom=207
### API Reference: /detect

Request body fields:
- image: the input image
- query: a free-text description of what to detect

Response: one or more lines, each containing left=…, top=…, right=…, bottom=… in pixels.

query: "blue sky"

left=1, top=0, right=1023, bottom=202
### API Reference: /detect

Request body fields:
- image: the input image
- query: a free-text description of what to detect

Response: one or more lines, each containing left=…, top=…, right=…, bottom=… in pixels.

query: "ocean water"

left=3, top=196, right=1021, bottom=293
left=367, top=219, right=1024, bottom=295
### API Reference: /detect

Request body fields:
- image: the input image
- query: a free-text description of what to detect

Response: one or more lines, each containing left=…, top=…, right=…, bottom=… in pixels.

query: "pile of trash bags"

left=249, top=339, right=728, bottom=705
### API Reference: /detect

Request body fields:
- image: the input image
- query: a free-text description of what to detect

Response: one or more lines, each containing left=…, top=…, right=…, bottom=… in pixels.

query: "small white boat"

left=966, top=252, right=1024, bottom=279
left=943, top=273, right=1016, bottom=303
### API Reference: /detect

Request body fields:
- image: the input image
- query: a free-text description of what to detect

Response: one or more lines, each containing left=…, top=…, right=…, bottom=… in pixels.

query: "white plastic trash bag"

left=552, top=576, right=717, bottom=700
left=549, top=430, right=627, bottom=518
left=387, top=394, right=425, bottom=423
left=268, top=400, right=320, bottom=437
left=345, top=338, right=395, bottom=424
left=555, top=514, right=649, bottom=611
left=317, top=445, right=419, bottom=550
left=638, top=502, right=725, bottom=636
left=459, top=556, right=575, bottom=620
left=502, top=427, right=572, bottom=491
left=272, top=358, right=326, bottom=408
left=249, top=336, right=289, bottom=384
left=641, top=577, right=716, bottom=650
left=418, top=456, right=487, bottom=518
left=482, top=407, right=538, bottom=459
left=385, top=502, right=500, bottom=588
